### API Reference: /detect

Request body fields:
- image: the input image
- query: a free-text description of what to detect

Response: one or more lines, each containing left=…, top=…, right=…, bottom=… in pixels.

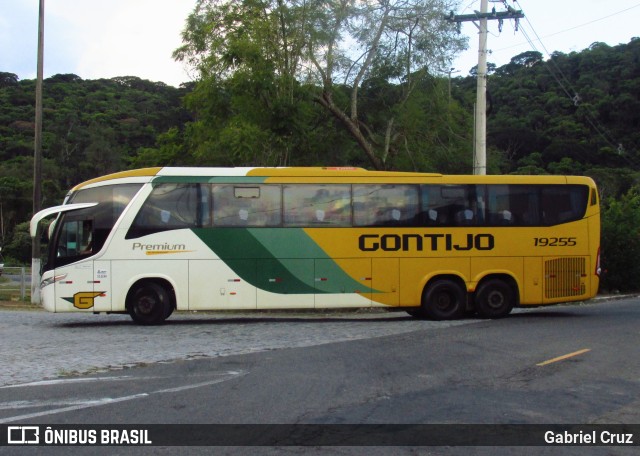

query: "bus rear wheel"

left=474, top=279, right=515, bottom=319
left=422, top=279, right=466, bottom=320
left=128, top=282, right=171, bottom=325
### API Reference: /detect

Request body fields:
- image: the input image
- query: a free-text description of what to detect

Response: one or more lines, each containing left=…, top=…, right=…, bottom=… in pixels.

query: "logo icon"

left=8, top=426, right=40, bottom=444
left=62, top=291, right=105, bottom=309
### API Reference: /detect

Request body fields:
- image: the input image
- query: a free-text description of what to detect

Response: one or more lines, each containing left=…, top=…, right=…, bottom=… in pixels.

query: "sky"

left=453, top=0, right=640, bottom=76
left=1, top=0, right=639, bottom=87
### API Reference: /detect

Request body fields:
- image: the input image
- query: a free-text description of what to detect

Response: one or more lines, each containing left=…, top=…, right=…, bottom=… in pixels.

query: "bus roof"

left=70, top=167, right=596, bottom=191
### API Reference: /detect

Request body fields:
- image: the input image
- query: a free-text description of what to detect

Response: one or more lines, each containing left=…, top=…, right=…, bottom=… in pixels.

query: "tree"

left=174, top=0, right=466, bottom=169
left=0, top=72, right=19, bottom=88
left=601, top=188, right=640, bottom=292
left=308, top=0, right=465, bottom=169
left=174, top=0, right=318, bottom=166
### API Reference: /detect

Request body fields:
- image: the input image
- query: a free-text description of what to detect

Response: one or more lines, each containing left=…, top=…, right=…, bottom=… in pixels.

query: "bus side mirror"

left=44, top=220, right=55, bottom=243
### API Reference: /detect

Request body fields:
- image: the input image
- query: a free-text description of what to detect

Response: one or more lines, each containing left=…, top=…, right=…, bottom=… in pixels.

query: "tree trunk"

left=315, top=90, right=384, bottom=170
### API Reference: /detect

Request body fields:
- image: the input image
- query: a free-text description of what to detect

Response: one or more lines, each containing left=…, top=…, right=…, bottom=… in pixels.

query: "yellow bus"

left=30, top=167, right=600, bottom=324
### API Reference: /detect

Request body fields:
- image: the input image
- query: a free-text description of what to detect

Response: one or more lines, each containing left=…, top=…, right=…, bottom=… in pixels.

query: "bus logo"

left=358, top=233, right=495, bottom=252
left=73, top=291, right=105, bottom=309
left=131, top=242, right=192, bottom=255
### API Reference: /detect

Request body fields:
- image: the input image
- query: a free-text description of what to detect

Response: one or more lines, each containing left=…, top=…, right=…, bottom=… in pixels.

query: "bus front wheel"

left=128, top=282, right=171, bottom=325
left=422, top=279, right=466, bottom=320
left=474, top=279, right=515, bottom=319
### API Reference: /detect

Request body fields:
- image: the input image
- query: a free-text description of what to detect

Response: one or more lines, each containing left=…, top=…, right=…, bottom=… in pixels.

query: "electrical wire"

left=500, top=0, right=640, bottom=168
left=512, top=1, right=640, bottom=43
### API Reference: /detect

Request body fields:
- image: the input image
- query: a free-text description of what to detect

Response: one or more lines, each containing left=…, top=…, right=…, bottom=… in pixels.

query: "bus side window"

left=127, top=184, right=200, bottom=238
left=56, top=218, right=93, bottom=259
left=353, top=186, right=376, bottom=226
left=420, top=185, right=445, bottom=226
left=200, top=185, right=211, bottom=226
left=213, top=185, right=281, bottom=227
left=284, top=185, right=351, bottom=226
left=487, top=185, right=511, bottom=225
left=354, top=185, right=418, bottom=226
left=422, top=185, right=481, bottom=226
left=486, top=185, right=540, bottom=226
left=540, top=185, right=588, bottom=225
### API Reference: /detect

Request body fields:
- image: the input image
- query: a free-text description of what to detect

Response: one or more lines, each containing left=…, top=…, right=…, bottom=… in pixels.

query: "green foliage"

left=0, top=73, right=190, bottom=262
left=384, top=71, right=473, bottom=172
left=129, top=128, right=189, bottom=167
left=600, top=188, right=640, bottom=292
left=2, top=222, right=31, bottom=265
left=0, top=158, right=37, bottom=246
left=475, top=38, right=640, bottom=181
left=175, top=0, right=466, bottom=170
left=2, top=30, right=640, bottom=280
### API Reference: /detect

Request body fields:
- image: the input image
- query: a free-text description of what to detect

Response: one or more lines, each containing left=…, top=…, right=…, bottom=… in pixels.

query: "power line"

left=495, top=1, right=640, bottom=53
left=511, top=1, right=640, bottom=169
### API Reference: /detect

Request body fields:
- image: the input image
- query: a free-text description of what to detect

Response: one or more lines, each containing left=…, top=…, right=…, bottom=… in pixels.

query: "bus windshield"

left=48, top=184, right=142, bottom=269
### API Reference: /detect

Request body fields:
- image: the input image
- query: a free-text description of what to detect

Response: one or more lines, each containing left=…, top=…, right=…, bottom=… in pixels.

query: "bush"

left=600, top=188, right=640, bottom=292
left=2, top=222, right=31, bottom=265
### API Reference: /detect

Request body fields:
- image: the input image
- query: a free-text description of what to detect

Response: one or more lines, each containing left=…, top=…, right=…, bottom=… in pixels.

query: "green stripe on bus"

left=192, top=228, right=374, bottom=295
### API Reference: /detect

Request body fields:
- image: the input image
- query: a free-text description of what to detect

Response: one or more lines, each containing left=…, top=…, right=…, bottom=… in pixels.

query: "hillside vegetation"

left=1, top=37, right=639, bottom=290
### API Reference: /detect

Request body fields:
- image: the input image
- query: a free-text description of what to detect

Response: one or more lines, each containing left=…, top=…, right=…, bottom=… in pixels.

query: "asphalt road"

left=1, top=298, right=639, bottom=455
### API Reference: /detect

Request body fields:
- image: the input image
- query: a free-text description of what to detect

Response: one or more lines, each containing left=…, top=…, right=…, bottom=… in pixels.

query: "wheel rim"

left=435, top=290, right=456, bottom=312
left=135, top=291, right=158, bottom=316
left=485, top=290, right=505, bottom=310
left=423, top=279, right=465, bottom=320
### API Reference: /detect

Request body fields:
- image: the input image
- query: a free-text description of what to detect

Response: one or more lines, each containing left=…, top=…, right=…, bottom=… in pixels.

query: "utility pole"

left=445, top=1, right=524, bottom=175
left=32, top=0, right=45, bottom=304
left=474, top=0, right=489, bottom=175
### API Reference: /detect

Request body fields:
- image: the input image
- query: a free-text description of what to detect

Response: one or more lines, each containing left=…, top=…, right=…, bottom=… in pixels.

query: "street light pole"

left=32, top=0, right=45, bottom=304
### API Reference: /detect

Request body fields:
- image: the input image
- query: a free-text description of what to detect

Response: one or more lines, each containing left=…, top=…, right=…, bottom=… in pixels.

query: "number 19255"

left=533, top=237, right=577, bottom=247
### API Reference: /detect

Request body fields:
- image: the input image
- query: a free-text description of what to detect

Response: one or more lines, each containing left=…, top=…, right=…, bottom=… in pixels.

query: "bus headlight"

left=41, top=274, right=67, bottom=288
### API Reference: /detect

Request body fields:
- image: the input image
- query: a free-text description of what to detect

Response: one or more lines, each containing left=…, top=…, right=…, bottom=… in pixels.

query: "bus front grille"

left=544, top=257, right=586, bottom=299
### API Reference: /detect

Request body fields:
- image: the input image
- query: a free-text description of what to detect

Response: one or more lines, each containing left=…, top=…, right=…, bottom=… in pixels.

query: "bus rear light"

left=596, top=247, right=602, bottom=276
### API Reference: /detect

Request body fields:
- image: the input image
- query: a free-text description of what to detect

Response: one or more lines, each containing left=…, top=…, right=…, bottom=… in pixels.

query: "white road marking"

left=0, top=371, right=246, bottom=424
left=0, top=376, right=135, bottom=389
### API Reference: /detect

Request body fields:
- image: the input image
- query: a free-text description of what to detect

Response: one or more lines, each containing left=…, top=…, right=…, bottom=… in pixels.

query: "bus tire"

left=474, top=279, right=515, bottom=319
left=422, top=279, right=466, bottom=320
left=127, top=282, right=171, bottom=325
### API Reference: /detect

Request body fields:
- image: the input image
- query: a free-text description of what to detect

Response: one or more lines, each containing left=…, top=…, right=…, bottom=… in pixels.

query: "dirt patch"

left=0, top=300, right=42, bottom=311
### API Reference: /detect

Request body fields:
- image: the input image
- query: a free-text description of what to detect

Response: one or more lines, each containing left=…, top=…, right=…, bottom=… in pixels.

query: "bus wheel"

left=474, top=279, right=515, bottom=319
left=128, top=282, right=171, bottom=325
left=422, top=279, right=466, bottom=320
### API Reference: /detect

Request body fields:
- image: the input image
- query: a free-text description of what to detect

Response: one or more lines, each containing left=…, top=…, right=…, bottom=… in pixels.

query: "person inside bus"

left=454, top=208, right=475, bottom=225
left=79, top=220, right=93, bottom=255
